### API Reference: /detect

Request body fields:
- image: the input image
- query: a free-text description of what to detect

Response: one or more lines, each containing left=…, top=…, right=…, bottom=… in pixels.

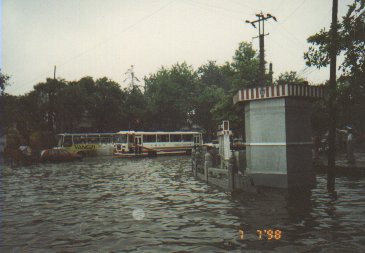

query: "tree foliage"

left=2, top=41, right=274, bottom=145
left=0, top=70, right=10, bottom=95
left=275, top=71, right=306, bottom=85
left=304, top=0, right=365, bottom=129
left=304, top=0, right=364, bottom=75
left=144, top=62, right=201, bottom=130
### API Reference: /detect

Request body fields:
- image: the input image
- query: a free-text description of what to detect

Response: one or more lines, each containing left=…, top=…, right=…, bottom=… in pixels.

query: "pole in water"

left=327, top=0, right=338, bottom=191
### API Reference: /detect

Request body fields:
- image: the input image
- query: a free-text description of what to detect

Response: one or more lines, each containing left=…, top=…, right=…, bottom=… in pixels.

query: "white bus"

left=113, top=131, right=202, bottom=157
left=56, top=133, right=115, bottom=157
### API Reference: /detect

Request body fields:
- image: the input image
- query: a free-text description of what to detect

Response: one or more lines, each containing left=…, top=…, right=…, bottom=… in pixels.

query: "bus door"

left=134, top=135, right=143, bottom=154
left=193, top=134, right=201, bottom=146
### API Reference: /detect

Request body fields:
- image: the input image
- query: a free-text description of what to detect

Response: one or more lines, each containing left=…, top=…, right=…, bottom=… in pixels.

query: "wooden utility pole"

left=327, top=0, right=338, bottom=191
left=246, top=12, right=277, bottom=86
left=48, top=66, right=57, bottom=132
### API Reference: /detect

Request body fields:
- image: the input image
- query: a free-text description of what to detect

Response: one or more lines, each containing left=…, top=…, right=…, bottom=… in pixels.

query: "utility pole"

left=48, top=66, right=57, bottom=132
left=124, top=65, right=141, bottom=90
left=327, top=0, right=338, bottom=191
left=269, top=62, right=273, bottom=85
left=246, top=12, right=277, bottom=86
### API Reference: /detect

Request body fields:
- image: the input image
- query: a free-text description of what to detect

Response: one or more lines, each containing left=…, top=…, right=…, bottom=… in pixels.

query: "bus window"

left=57, top=135, right=63, bottom=147
left=87, top=135, right=100, bottom=144
left=114, top=135, right=127, bottom=143
left=100, top=135, right=112, bottom=144
left=73, top=135, right=86, bottom=144
left=128, top=135, right=134, bottom=144
left=64, top=136, right=72, bottom=147
left=182, top=134, right=193, bottom=142
left=170, top=134, right=181, bottom=142
left=143, top=134, right=156, bottom=143
left=157, top=134, right=169, bottom=142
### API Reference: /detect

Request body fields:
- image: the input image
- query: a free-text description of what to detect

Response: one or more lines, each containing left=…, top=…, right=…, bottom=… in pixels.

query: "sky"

left=2, top=0, right=354, bottom=95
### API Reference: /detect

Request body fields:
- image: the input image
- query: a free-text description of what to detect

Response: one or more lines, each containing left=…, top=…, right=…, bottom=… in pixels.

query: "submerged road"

left=1, top=156, right=365, bottom=252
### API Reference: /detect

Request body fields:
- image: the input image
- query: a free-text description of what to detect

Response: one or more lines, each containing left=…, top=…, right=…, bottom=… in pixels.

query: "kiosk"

left=233, top=84, right=325, bottom=188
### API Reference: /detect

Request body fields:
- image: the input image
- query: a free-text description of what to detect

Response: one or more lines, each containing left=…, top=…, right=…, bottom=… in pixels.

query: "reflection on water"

left=1, top=156, right=365, bottom=252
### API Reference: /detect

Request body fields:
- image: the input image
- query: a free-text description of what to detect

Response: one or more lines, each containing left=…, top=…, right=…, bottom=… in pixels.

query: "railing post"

left=204, top=151, right=212, bottom=182
left=227, top=156, right=235, bottom=191
left=191, top=147, right=197, bottom=177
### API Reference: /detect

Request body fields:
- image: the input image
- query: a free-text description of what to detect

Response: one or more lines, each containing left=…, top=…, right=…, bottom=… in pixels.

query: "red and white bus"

left=113, top=131, right=202, bottom=157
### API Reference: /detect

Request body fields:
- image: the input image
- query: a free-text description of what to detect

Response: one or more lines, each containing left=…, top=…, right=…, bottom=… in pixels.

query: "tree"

left=194, top=84, right=225, bottom=140
left=91, top=77, right=127, bottom=132
left=0, top=70, right=10, bottom=95
left=304, top=0, right=364, bottom=76
left=231, top=42, right=260, bottom=89
left=208, top=42, right=260, bottom=137
left=275, top=71, right=306, bottom=85
left=304, top=0, right=365, bottom=129
left=33, top=78, right=68, bottom=132
left=197, top=61, right=231, bottom=91
left=56, top=82, right=89, bottom=132
left=124, top=85, right=147, bottom=130
left=144, top=62, right=200, bottom=130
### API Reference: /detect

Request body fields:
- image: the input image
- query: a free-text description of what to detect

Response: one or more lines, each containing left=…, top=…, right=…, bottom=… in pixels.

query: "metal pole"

left=327, top=0, right=338, bottom=191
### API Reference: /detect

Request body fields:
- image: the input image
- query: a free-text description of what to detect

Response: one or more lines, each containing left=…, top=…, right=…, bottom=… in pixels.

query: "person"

left=346, top=127, right=355, bottom=164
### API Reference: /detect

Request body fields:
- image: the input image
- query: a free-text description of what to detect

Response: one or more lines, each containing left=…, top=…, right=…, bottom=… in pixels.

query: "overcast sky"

left=2, top=0, right=353, bottom=95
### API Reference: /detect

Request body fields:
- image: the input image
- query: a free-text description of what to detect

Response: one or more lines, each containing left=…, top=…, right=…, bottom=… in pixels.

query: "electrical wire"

left=282, top=0, right=307, bottom=23
left=11, top=0, right=177, bottom=94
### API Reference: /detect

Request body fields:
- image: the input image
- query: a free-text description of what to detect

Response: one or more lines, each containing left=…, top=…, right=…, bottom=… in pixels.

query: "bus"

left=113, top=131, right=202, bottom=157
left=56, top=133, right=115, bottom=157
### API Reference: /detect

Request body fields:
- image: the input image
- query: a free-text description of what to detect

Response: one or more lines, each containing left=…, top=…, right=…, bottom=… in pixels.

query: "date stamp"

left=239, top=228, right=282, bottom=240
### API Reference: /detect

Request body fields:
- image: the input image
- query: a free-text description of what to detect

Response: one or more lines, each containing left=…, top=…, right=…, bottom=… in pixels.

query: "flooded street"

left=1, top=156, right=365, bottom=252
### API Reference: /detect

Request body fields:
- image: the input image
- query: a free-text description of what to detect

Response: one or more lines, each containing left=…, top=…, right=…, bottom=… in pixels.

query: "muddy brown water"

left=1, top=156, right=365, bottom=252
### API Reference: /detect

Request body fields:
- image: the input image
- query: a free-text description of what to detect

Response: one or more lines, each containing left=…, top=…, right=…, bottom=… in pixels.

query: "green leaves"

left=0, top=70, right=10, bottom=95
left=305, top=0, right=365, bottom=130
left=144, top=62, right=200, bottom=130
left=3, top=40, right=262, bottom=141
left=275, top=71, right=306, bottom=85
left=304, top=0, right=365, bottom=75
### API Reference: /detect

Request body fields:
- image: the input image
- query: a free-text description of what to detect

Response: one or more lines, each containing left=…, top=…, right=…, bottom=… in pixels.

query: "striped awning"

left=233, top=84, right=326, bottom=104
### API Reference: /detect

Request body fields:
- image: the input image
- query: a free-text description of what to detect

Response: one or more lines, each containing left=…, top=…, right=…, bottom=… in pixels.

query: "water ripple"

left=1, top=156, right=365, bottom=252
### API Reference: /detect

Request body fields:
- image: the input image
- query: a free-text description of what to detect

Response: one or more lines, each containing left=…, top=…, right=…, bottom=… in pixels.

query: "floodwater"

left=1, top=156, right=365, bottom=252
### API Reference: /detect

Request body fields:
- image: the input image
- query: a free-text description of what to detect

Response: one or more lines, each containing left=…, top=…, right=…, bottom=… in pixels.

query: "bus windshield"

left=113, top=135, right=127, bottom=143
left=57, top=135, right=63, bottom=147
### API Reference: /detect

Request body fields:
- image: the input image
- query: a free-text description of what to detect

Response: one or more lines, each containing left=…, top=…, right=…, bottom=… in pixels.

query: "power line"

left=229, top=0, right=256, bottom=12
left=272, top=0, right=288, bottom=13
left=12, top=0, right=176, bottom=94
left=184, top=0, right=244, bottom=18
left=282, top=0, right=307, bottom=23
left=276, top=22, right=307, bottom=48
